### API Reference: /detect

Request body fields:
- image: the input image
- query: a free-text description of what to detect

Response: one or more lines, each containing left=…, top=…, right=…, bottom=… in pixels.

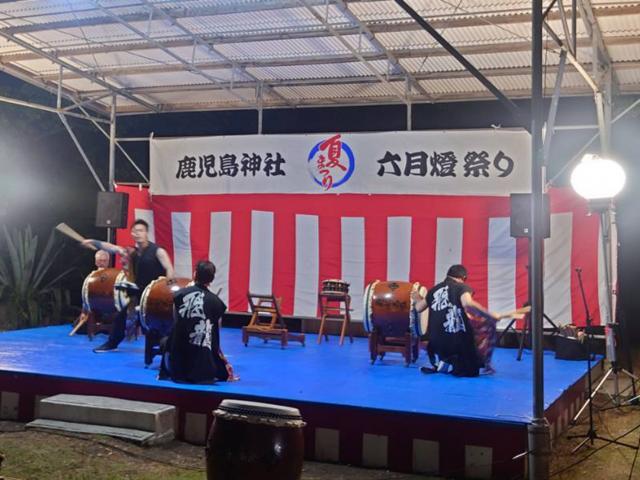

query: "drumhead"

left=113, top=271, right=131, bottom=312
left=362, top=281, right=370, bottom=333
left=410, top=284, right=429, bottom=337
left=81, top=272, right=92, bottom=312
left=214, top=400, right=304, bottom=427
left=139, top=277, right=159, bottom=332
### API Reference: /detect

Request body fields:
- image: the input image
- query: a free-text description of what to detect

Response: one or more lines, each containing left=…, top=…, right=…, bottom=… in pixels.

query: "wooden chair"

left=86, top=312, right=114, bottom=340
left=242, top=293, right=305, bottom=348
left=317, top=292, right=353, bottom=346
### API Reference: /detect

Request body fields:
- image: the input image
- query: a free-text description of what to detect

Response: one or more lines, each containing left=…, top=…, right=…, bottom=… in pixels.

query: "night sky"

left=1, top=72, right=638, bottom=340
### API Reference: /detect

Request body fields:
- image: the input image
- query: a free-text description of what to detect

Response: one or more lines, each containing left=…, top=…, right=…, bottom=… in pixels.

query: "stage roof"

left=0, top=0, right=638, bottom=115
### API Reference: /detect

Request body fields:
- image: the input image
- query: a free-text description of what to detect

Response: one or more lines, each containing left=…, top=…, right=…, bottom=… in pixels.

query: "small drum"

left=321, top=278, right=349, bottom=295
left=363, top=280, right=428, bottom=338
left=81, top=268, right=129, bottom=317
left=139, top=276, right=190, bottom=336
left=206, top=399, right=305, bottom=480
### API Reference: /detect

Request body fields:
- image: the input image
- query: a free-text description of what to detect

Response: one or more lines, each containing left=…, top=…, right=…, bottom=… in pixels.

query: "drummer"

left=94, top=249, right=110, bottom=269
left=82, top=219, right=175, bottom=353
left=412, top=264, right=499, bottom=377
left=159, top=260, right=235, bottom=384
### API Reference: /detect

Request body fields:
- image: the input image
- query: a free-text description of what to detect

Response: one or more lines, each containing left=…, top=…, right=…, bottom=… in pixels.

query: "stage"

left=0, top=325, right=597, bottom=478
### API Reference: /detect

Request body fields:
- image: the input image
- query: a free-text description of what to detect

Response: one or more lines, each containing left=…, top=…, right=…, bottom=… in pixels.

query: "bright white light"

left=570, top=154, right=626, bottom=200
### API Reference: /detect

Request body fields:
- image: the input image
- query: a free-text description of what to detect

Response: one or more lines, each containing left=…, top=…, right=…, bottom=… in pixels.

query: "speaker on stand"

left=498, top=193, right=554, bottom=356
left=95, top=191, right=129, bottom=245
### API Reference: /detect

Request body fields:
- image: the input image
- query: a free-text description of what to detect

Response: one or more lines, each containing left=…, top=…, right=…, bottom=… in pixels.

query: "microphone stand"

left=568, top=268, right=637, bottom=452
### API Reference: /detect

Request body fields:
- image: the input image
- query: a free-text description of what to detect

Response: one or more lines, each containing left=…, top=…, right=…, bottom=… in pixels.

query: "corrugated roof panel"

left=112, top=70, right=236, bottom=89
left=608, top=43, right=640, bottom=62
left=616, top=68, right=640, bottom=85
left=214, top=35, right=377, bottom=61
left=0, top=1, right=141, bottom=29
left=246, top=60, right=391, bottom=81
left=148, top=87, right=257, bottom=106
left=419, top=76, right=486, bottom=94
left=0, top=0, right=636, bottom=110
left=62, top=77, right=110, bottom=92
left=376, top=22, right=534, bottom=50
left=350, top=0, right=535, bottom=22
left=598, top=12, right=640, bottom=34
left=177, top=4, right=349, bottom=37
left=275, top=81, right=401, bottom=100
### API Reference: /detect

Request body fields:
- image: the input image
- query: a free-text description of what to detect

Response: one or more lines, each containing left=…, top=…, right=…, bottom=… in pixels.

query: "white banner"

left=150, top=129, right=531, bottom=196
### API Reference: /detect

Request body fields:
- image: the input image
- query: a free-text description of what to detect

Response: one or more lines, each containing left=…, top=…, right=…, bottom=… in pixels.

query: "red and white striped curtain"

left=116, top=185, right=607, bottom=327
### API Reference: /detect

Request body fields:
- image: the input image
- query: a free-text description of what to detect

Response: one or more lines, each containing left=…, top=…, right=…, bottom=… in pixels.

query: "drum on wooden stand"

left=363, top=280, right=427, bottom=365
left=206, top=399, right=305, bottom=480
left=321, top=279, right=349, bottom=296
left=139, top=277, right=191, bottom=336
left=81, top=268, right=130, bottom=338
left=139, top=276, right=190, bottom=366
left=81, top=268, right=127, bottom=317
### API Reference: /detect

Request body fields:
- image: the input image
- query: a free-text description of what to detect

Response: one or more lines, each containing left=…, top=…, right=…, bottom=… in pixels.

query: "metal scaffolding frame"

left=0, top=0, right=640, bottom=479
left=0, top=1, right=636, bottom=113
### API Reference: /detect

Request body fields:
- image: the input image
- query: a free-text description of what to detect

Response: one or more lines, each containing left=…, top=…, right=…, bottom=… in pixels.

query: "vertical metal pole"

left=571, top=0, right=577, bottom=55
left=109, top=95, right=116, bottom=192
left=528, top=1, right=551, bottom=479
left=406, top=76, right=412, bottom=131
left=108, top=95, right=117, bottom=244
left=257, top=82, right=264, bottom=135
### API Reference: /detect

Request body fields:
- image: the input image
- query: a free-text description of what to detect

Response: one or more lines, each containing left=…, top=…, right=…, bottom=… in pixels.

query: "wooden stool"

left=317, top=292, right=353, bottom=346
left=86, top=312, right=114, bottom=340
left=369, top=330, right=420, bottom=366
left=242, top=293, right=305, bottom=348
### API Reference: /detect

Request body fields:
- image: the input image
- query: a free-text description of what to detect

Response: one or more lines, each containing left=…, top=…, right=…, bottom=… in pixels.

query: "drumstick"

left=498, top=305, right=531, bottom=320
left=55, top=223, right=97, bottom=250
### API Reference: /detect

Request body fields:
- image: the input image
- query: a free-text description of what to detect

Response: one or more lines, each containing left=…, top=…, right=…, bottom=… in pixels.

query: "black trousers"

left=108, top=308, right=127, bottom=346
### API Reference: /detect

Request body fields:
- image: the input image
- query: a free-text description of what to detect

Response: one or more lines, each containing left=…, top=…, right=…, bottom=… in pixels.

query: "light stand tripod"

left=497, top=265, right=561, bottom=361
left=568, top=267, right=637, bottom=452
left=572, top=206, right=638, bottom=420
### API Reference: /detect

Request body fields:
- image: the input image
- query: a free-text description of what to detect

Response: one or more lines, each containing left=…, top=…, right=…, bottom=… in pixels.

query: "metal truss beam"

left=92, top=1, right=255, bottom=108
left=4, top=4, right=638, bottom=64
left=543, top=50, right=567, bottom=163
left=138, top=0, right=292, bottom=107
left=556, top=0, right=574, bottom=56
left=394, top=0, right=525, bottom=126
left=299, top=0, right=410, bottom=104
left=76, top=104, right=149, bottom=183
left=548, top=97, right=640, bottom=187
left=542, top=22, right=598, bottom=92
left=0, top=61, right=108, bottom=116
left=105, top=83, right=635, bottom=114
left=32, top=35, right=640, bottom=83
left=84, top=59, right=640, bottom=95
left=0, top=0, right=379, bottom=35
left=1, top=1, right=635, bottom=39
left=0, top=28, right=158, bottom=112
left=578, top=0, right=613, bottom=71
left=58, top=111, right=106, bottom=191
left=332, top=0, right=431, bottom=100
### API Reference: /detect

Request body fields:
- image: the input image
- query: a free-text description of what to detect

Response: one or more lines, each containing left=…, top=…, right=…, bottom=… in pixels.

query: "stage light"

left=570, top=154, right=626, bottom=200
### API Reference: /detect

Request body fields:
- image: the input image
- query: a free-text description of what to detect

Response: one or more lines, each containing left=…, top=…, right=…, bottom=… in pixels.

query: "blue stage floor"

left=0, top=325, right=594, bottom=425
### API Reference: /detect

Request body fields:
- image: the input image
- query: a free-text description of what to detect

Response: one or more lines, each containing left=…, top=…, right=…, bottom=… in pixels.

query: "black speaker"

left=96, top=191, right=129, bottom=228
left=510, top=193, right=550, bottom=238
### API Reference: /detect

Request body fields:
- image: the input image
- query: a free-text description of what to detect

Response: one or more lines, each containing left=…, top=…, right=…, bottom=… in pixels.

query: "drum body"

left=321, top=279, right=349, bottom=295
left=81, top=268, right=124, bottom=318
left=363, top=280, right=428, bottom=338
left=206, top=400, right=305, bottom=480
left=139, top=277, right=190, bottom=336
